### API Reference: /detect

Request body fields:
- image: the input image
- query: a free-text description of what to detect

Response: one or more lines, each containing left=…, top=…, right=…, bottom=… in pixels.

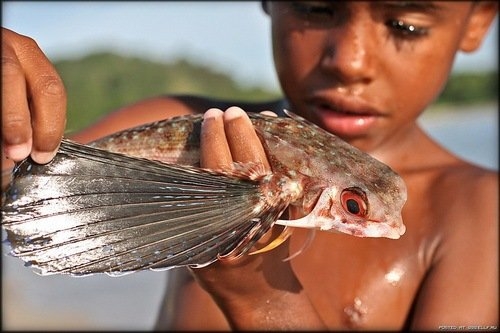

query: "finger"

left=1, top=35, right=32, bottom=161
left=200, top=108, right=233, bottom=171
left=28, top=69, right=67, bottom=164
left=21, top=42, right=67, bottom=163
left=223, top=106, right=271, bottom=171
left=223, top=107, right=285, bottom=250
left=5, top=29, right=67, bottom=163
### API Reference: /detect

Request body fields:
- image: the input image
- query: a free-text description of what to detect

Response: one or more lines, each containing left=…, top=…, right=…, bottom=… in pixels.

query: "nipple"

left=343, top=297, right=367, bottom=327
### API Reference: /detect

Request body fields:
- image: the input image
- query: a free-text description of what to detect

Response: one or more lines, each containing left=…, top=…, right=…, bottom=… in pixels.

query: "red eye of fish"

left=341, top=188, right=368, bottom=217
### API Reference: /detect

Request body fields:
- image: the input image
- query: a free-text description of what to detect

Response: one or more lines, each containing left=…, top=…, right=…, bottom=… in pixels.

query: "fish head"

left=251, top=111, right=408, bottom=239
left=315, top=146, right=408, bottom=239
left=280, top=170, right=407, bottom=240
left=308, top=179, right=407, bottom=239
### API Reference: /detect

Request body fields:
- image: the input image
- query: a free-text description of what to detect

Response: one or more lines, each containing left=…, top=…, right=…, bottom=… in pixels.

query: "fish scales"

left=1, top=111, right=407, bottom=276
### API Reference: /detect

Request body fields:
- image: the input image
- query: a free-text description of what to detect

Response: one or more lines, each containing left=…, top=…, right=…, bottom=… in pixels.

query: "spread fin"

left=1, top=139, right=287, bottom=276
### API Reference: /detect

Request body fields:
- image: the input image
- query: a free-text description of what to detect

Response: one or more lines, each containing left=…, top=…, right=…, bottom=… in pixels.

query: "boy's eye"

left=386, top=19, right=428, bottom=38
left=290, top=1, right=336, bottom=20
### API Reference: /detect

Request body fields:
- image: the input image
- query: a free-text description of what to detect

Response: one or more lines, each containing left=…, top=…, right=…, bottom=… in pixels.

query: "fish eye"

left=341, top=188, right=368, bottom=217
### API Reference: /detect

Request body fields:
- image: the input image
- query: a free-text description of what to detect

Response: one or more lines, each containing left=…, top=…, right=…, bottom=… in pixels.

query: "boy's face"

left=266, top=1, right=495, bottom=152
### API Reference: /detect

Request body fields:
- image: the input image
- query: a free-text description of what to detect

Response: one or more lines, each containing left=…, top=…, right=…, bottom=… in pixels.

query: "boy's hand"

left=2, top=28, right=66, bottom=164
left=192, top=107, right=302, bottom=325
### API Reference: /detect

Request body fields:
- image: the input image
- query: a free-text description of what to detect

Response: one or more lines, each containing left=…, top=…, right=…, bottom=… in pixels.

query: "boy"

left=2, top=1, right=498, bottom=330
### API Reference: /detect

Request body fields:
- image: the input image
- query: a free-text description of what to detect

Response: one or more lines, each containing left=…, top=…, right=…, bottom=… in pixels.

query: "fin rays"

left=2, top=139, right=286, bottom=276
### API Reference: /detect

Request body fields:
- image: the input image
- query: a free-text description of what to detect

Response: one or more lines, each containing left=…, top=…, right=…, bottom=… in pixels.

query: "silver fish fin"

left=1, top=139, right=285, bottom=276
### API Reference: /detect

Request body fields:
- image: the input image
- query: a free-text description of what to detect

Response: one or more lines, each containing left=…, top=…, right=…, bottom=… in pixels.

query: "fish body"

left=1, top=111, right=407, bottom=276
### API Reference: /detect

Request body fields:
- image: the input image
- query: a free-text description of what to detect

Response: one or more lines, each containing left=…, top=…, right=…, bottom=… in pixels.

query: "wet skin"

left=1, top=1, right=498, bottom=330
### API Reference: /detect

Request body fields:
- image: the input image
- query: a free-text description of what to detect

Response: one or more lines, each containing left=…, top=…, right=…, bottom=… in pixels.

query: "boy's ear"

left=460, top=1, right=498, bottom=53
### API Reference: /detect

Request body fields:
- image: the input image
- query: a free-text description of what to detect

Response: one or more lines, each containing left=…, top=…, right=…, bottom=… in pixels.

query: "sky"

left=2, top=1, right=498, bottom=90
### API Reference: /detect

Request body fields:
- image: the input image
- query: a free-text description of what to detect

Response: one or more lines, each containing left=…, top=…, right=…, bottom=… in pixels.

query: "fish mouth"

left=321, top=219, right=405, bottom=239
left=276, top=214, right=406, bottom=240
left=361, top=221, right=406, bottom=239
left=305, top=94, right=385, bottom=137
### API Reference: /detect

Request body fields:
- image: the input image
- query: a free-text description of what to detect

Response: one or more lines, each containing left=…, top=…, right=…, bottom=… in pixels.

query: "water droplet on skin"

left=344, top=297, right=367, bottom=327
left=384, top=267, right=405, bottom=286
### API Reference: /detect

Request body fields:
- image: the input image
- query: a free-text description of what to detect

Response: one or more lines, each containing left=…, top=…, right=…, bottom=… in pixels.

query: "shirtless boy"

left=2, top=1, right=498, bottom=330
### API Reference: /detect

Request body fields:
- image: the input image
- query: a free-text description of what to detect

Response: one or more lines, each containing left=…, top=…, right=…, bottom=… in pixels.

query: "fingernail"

left=224, top=106, right=245, bottom=121
left=31, top=150, right=57, bottom=164
left=4, top=144, right=31, bottom=162
left=203, top=108, right=223, bottom=121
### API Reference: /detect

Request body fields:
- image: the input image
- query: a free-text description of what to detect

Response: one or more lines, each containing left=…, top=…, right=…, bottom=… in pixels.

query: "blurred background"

left=2, top=2, right=498, bottom=330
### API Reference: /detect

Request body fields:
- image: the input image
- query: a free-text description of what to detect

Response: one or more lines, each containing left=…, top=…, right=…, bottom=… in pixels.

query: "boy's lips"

left=307, top=96, right=383, bottom=137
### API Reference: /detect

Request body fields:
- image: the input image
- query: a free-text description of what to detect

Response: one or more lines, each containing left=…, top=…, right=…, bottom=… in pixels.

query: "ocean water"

left=1, top=105, right=498, bottom=330
left=418, top=104, right=498, bottom=171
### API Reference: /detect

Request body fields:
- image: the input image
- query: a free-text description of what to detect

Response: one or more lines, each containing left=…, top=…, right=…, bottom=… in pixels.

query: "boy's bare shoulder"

left=431, top=161, right=497, bottom=222
left=436, top=161, right=496, bottom=208
left=426, top=161, right=497, bottom=254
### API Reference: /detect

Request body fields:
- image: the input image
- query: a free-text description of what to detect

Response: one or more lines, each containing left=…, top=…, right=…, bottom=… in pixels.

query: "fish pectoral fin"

left=1, top=139, right=283, bottom=276
left=248, top=226, right=294, bottom=256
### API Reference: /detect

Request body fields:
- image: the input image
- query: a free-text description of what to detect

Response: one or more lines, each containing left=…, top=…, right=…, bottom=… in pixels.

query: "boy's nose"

left=319, top=18, right=377, bottom=86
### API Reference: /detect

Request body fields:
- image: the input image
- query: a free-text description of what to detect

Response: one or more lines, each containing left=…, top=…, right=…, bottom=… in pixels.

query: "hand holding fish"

left=192, top=107, right=325, bottom=329
left=1, top=28, right=66, bottom=164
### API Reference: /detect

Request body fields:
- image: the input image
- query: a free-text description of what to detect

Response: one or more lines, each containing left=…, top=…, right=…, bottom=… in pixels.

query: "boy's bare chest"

left=289, top=228, right=427, bottom=329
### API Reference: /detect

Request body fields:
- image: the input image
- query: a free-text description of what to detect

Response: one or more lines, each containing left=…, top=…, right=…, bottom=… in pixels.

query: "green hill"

left=54, top=52, right=281, bottom=133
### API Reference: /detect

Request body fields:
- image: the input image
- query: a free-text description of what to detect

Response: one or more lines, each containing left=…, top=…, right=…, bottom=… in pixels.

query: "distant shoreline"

left=420, top=102, right=497, bottom=124
left=418, top=102, right=498, bottom=170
